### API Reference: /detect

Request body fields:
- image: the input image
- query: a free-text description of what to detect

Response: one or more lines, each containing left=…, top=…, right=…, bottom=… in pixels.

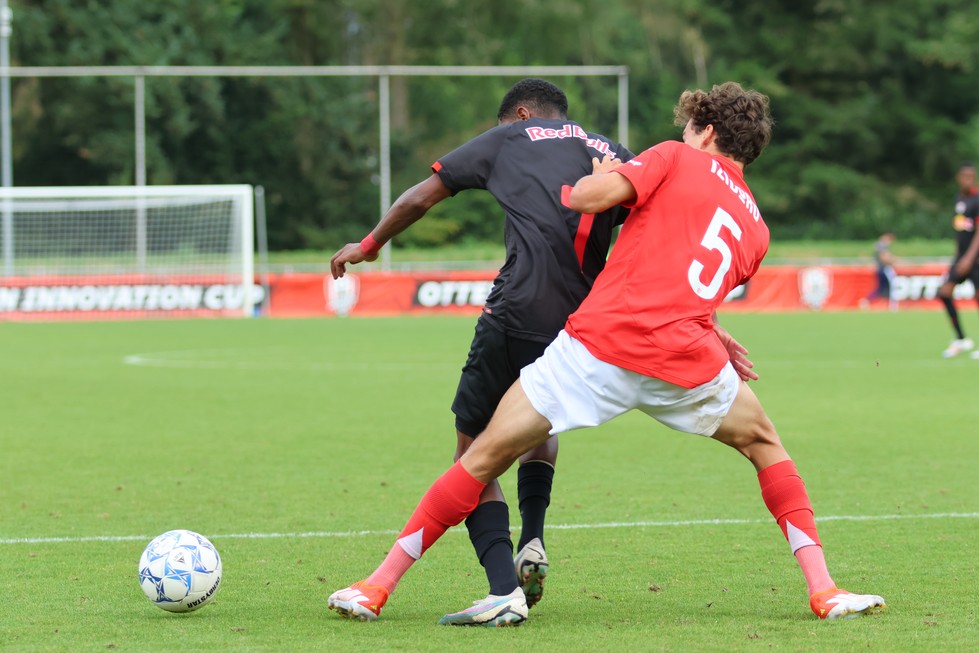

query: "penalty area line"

left=2, top=511, right=977, bottom=546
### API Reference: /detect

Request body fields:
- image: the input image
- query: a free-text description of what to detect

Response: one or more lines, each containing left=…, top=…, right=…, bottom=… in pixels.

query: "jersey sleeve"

left=615, top=143, right=635, bottom=163
left=608, top=144, right=635, bottom=225
left=613, top=141, right=679, bottom=209
left=432, top=124, right=509, bottom=195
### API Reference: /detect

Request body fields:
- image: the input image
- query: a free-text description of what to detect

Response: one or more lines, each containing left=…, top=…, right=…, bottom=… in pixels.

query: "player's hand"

left=729, top=346, right=758, bottom=382
left=714, top=323, right=759, bottom=382
left=330, top=243, right=378, bottom=279
left=591, top=154, right=623, bottom=175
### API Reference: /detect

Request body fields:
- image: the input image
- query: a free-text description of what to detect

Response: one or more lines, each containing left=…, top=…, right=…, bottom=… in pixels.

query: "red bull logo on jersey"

left=524, top=124, right=616, bottom=158
left=952, top=213, right=974, bottom=232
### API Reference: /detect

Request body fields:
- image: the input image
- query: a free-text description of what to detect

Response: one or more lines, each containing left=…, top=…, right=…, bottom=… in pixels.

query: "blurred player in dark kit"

left=938, top=162, right=979, bottom=358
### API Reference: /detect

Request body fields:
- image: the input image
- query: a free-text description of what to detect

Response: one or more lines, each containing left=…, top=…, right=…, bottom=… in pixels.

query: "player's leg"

left=971, top=266, right=979, bottom=359
left=448, top=319, right=528, bottom=621
left=514, top=439, right=554, bottom=608
left=861, top=269, right=886, bottom=307
left=516, top=440, right=555, bottom=550
left=710, top=381, right=885, bottom=619
left=328, top=316, right=507, bottom=623
left=459, top=380, right=557, bottom=480
left=330, top=381, right=550, bottom=623
left=938, top=266, right=972, bottom=356
left=330, top=330, right=631, bottom=623
left=438, top=430, right=528, bottom=627
left=505, top=336, right=557, bottom=607
left=439, top=387, right=554, bottom=626
left=938, top=278, right=966, bottom=340
left=883, top=266, right=898, bottom=311
left=328, top=456, right=491, bottom=621
left=501, top=335, right=557, bottom=549
left=452, top=429, right=521, bottom=619
left=445, top=330, right=644, bottom=623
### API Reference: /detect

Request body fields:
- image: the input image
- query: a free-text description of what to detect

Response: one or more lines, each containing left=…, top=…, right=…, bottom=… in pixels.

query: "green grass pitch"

left=1, top=311, right=977, bottom=652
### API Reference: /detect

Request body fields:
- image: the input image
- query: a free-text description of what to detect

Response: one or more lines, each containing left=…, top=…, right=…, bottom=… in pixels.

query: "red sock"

left=365, top=544, right=416, bottom=593
left=794, top=544, right=835, bottom=595
left=758, top=459, right=821, bottom=551
left=365, top=461, right=486, bottom=594
left=758, top=460, right=834, bottom=595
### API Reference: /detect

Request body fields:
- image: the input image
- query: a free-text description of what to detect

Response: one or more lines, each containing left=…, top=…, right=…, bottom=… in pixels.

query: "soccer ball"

left=138, top=529, right=222, bottom=612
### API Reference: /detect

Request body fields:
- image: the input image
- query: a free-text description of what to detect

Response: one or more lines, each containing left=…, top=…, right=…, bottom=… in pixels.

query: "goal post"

left=0, top=185, right=257, bottom=320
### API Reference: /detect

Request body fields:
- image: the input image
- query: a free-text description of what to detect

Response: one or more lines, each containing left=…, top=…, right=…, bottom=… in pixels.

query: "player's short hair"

left=674, top=81, right=773, bottom=166
left=497, top=78, right=569, bottom=122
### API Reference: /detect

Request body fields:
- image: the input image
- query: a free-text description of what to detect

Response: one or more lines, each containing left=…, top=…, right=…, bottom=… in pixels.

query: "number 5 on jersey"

left=688, top=207, right=742, bottom=300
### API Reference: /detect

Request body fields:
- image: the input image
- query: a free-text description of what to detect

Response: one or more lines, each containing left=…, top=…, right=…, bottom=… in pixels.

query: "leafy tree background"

left=9, top=0, right=979, bottom=249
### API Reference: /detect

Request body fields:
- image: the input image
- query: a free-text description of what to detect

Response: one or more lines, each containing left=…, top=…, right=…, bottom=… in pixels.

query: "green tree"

left=9, top=0, right=979, bottom=249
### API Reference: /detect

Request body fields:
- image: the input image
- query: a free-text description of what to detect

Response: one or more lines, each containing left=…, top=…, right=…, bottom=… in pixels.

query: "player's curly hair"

left=674, top=82, right=773, bottom=166
left=497, top=78, right=568, bottom=121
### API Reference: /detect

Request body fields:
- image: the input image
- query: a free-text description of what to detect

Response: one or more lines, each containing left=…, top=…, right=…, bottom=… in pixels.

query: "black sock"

left=517, top=461, right=554, bottom=551
left=465, top=501, right=517, bottom=596
left=941, top=296, right=965, bottom=340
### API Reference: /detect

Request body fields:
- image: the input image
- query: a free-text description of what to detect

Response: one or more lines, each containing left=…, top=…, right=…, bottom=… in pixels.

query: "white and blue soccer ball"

left=138, top=529, right=222, bottom=612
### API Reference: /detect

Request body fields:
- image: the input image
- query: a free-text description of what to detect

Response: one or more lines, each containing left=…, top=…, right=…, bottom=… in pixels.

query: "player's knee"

left=520, top=435, right=558, bottom=466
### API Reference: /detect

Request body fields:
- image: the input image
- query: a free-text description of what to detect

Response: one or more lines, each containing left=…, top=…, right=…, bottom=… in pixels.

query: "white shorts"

left=520, top=330, right=740, bottom=437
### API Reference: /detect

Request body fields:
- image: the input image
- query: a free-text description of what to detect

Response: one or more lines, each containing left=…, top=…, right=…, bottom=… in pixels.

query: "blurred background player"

left=327, top=81, right=882, bottom=625
left=859, top=232, right=897, bottom=311
left=938, top=162, right=979, bottom=358
left=329, top=78, right=634, bottom=625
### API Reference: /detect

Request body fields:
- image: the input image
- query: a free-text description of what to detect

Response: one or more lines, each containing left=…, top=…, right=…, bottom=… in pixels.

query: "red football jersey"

left=565, top=140, right=770, bottom=388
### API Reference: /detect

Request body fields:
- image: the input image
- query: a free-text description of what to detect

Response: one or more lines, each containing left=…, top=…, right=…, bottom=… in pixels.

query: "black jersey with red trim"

left=952, top=188, right=979, bottom=255
left=433, top=118, right=632, bottom=343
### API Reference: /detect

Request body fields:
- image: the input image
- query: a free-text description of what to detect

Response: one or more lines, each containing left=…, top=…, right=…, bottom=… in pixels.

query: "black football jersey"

left=952, top=190, right=979, bottom=254
left=434, top=118, right=632, bottom=342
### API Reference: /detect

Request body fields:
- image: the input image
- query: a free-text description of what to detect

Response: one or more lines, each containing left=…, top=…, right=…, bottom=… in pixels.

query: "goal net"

left=0, top=185, right=256, bottom=320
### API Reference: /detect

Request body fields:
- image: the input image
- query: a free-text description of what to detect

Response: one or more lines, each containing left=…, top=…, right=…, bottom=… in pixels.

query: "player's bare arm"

left=567, top=158, right=637, bottom=214
left=330, top=174, right=452, bottom=278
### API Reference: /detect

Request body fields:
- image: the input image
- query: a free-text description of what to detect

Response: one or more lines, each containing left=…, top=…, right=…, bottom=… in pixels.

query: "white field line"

left=2, top=511, right=977, bottom=546
left=122, top=350, right=453, bottom=372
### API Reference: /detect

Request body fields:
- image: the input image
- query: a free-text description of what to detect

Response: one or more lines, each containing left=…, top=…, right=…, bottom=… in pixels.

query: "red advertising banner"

left=272, top=270, right=495, bottom=317
left=1, top=264, right=970, bottom=321
left=719, top=263, right=968, bottom=312
left=271, top=263, right=972, bottom=318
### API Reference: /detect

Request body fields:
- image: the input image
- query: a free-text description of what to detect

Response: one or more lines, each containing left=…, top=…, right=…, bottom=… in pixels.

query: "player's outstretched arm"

left=568, top=155, right=636, bottom=214
left=329, top=174, right=452, bottom=279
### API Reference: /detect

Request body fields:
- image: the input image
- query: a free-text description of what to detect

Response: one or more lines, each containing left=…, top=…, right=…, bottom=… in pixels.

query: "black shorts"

left=452, top=315, right=551, bottom=438
left=947, top=255, right=979, bottom=285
